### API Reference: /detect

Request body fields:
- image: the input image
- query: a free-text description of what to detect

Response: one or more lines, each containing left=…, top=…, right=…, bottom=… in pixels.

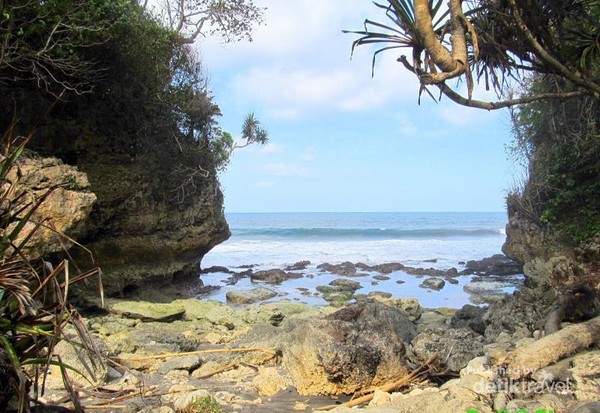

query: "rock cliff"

left=75, top=154, right=230, bottom=297
left=503, top=195, right=597, bottom=289
left=13, top=148, right=229, bottom=297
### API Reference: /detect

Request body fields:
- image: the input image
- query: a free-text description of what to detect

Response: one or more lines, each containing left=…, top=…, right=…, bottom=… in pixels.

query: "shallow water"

left=198, top=263, right=523, bottom=308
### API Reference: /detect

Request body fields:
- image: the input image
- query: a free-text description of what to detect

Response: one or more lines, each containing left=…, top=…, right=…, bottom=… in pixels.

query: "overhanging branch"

left=398, top=55, right=592, bottom=110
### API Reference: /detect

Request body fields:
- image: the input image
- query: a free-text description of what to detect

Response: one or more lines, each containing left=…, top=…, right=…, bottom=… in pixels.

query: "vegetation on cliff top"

left=0, top=0, right=266, bottom=204
left=348, top=0, right=600, bottom=248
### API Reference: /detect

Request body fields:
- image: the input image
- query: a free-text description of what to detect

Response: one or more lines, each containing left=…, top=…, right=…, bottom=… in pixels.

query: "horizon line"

left=224, top=210, right=507, bottom=214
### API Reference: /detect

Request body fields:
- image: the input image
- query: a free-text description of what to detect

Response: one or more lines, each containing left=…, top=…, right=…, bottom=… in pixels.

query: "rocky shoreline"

left=32, top=256, right=600, bottom=413
left=194, top=254, right=525, bottom=308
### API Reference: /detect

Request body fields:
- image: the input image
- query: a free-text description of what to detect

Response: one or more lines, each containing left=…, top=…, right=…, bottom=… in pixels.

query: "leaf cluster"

left=345, top=0, right=600, bottom=109
left=510, top=75, right=600, bottom=245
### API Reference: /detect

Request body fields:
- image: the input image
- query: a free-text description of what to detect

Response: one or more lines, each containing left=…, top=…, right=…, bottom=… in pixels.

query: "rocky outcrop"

left=278, top=301, right=416, bottom=395
left=58, top=151, right=230, bottom=297
left=460, top=254, right=523, bottom=276
left=10, top=155, right=96, bottom=259
left=502, top=201, right=583, bottom=288
left=250, top=269, right=303, bottom=284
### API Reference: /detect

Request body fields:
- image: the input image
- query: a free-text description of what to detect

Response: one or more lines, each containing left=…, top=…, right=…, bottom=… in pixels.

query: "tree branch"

left=398, top=55, right=591, bottom=110
left=507, top=0, right=600, bottom=96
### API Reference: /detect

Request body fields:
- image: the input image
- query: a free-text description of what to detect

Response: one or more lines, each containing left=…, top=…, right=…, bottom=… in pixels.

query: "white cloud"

left=255, top=181, right=274, bottom=188
left=264, top=163, right=310, bottom=177
left=197, top=0, right=419, bottom=118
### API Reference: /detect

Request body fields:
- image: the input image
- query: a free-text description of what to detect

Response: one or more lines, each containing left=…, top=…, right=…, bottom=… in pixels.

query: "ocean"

left=202, top=212, right=507, bottom=269
left=199, top=212, right=514, bottom=308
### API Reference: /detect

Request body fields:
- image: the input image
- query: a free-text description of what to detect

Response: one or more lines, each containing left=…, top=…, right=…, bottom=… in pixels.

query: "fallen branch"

left=500, top=315, right=600, bottom=379
left=316, top=354, right=440, bottom=410
left=114, top=347, right=277, bottom=362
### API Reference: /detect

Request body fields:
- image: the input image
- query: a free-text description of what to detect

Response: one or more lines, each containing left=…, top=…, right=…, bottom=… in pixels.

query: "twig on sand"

left=316, top=353, right=440, bottom=411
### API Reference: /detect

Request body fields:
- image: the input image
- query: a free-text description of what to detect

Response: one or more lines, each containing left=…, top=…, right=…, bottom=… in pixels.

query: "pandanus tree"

left=345, top=0, right=600, bottom=110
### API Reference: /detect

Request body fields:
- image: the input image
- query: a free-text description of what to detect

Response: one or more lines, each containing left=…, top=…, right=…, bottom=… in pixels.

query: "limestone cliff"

left=76, top=155, right=230, bottom=296
left=12, top=149, right=229, bottom=298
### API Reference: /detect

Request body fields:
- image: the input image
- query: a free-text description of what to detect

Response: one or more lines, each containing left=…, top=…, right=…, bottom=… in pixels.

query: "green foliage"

left=181, top=395, right=223, bottom=413
left=509, top=76, right=600, bottom=245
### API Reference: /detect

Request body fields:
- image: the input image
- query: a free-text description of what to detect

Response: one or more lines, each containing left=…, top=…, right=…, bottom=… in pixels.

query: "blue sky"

left=196, top=1, right=518, bottom=213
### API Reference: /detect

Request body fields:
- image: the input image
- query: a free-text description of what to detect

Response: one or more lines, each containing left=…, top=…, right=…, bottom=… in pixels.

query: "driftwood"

left=114, top=347, right=277, bottom=362
left=501, top=314, right=600, bottom=379
left=316, top=354, right=440, bottom=411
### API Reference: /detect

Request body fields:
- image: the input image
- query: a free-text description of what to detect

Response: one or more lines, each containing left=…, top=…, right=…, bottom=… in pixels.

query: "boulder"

left=200, top=266, right=232, bottom=274
left=451, top=304, right=487, bottom=335
left=280, top=301, right=416, bottom=395
left=420, top=277, right=446, bottom=291
left=411, top=328, right=484, bottom=372
left=250, top=269, right=302, bottom=284
left=226, top=287, right=277, bottom=305
left=329, top=278, right=362, bottom=291
left=369, top=262, right=406, bottom=274
left=317, top=262, right=365, bottom=277
left=284, top=260, right=311, bottom=271
left=460, top=254, right=523, bottom=276
left=9, top=155, right=96, bottom=260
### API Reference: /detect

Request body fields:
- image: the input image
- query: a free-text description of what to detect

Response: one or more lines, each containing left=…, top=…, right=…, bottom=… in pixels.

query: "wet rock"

left=451, top=304, right=487, bottom=335
left=460, top=254, right=523, bottom=276
left=316, top=286, right=355, bottom=307
left=224, top=270, right=252, bottom=285
left=280, top=301, right=416, bottom=395
left=317, top=262, right=365, bottom=276
left=411, top=328, right=484, bottom=372
left=226, top=287, right=278, bottom=304
left=420, top=277, right=446, bottom=291
left=200, top=265, right=232, bottom=274
left=329, top=278, right=362, bottom=291
left=423, top=267, right=458, bottom=277
left=370, top=262, right=406, bottom=274
left=285, top=260, right=311, bottom=271
left=373, top=275, right=391, bottom=281
left=194, top=285, right=221, bottom=295
left=251, top=269, right=303, bottom=284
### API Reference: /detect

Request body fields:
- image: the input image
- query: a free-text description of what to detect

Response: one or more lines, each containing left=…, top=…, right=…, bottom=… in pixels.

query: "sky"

left=195, top=1, right=519, bottom=213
